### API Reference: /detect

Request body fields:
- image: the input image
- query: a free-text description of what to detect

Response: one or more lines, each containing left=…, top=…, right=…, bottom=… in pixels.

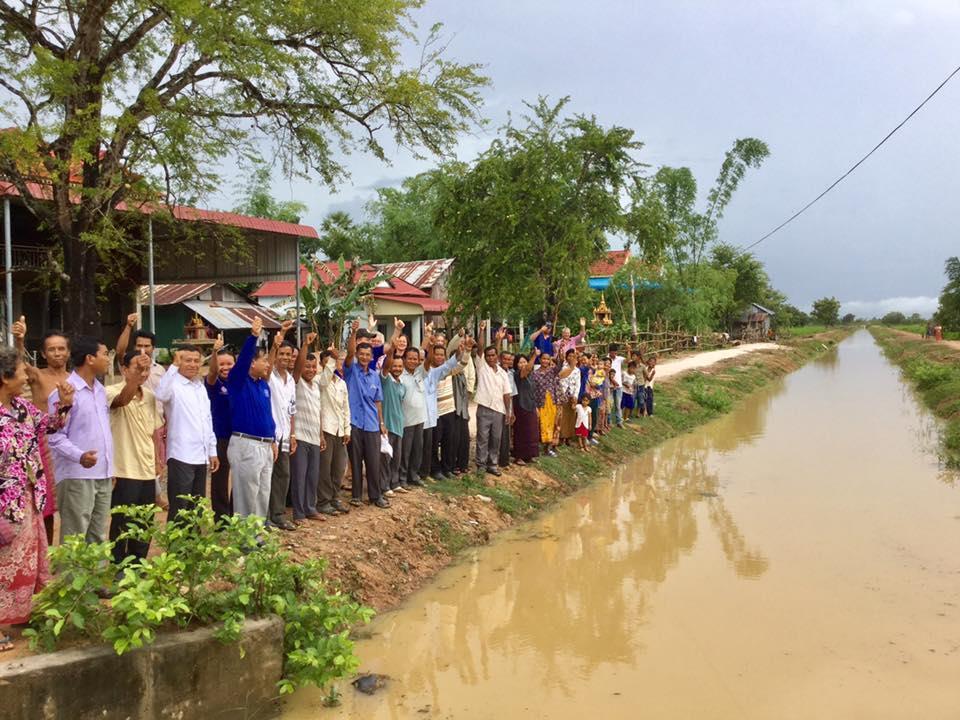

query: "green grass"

left=870, top=326, right=960, bottom=467
left=782, top=325, right=830, bottom=337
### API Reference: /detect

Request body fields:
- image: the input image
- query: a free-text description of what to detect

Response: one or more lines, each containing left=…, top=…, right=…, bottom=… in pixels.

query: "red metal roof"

left=374, top=258, right=454, bottom=290
left=589, top=249, right=631, bottom=278
left=136, top=283, right=215, bottom=306
left=0, top=180, right=318, bottom=239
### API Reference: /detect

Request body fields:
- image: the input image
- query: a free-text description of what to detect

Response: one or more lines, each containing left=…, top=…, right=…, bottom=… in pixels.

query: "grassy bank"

left=869, top=326, right=960, bottom=467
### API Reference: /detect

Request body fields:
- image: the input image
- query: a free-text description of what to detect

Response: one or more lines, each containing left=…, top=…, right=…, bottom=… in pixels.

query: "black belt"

left=232, top=432, right=274, bottom=443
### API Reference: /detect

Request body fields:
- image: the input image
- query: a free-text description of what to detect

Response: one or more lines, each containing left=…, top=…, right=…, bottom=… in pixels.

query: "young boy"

left=621, top=361, right=637, bottom=421
left=575, top=394, right=592, bottom=452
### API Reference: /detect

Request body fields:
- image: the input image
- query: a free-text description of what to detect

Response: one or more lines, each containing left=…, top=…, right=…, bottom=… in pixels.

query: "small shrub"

left=906, top=360, right=956, bottom=391
left=688, top=380, right=732, bottom=413
left=26, top=501, right=373, bottom=695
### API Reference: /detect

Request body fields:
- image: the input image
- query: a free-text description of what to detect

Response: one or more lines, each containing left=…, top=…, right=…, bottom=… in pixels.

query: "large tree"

left=811, top=296, right=841, bottom=326
left=0, top=1, right=487, bottom=332
left=434, top=96, right=642, bottom=321
left=935, top=257, right=960, bottom=331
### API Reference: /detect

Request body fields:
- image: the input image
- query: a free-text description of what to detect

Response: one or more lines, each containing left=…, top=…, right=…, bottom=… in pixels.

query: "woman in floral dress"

left=0, top=347, right=73, bottom=651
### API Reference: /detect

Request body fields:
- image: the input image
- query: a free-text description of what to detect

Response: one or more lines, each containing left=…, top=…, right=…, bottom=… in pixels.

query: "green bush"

left=688, top=379, right=732, bottom=413
left=905, top=360, right=956, bottom=391
left=25, top=501, right=372, bottom=694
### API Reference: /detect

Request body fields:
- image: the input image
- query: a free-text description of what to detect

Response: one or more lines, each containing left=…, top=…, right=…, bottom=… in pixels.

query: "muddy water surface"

left=284, top=332, right=960, bottom=719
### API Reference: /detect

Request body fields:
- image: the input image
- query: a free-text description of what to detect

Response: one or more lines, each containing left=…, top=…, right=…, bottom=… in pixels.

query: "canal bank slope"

left=870, top=325, right=960, bottom=467
left=288, top=332, right=848, bottom=612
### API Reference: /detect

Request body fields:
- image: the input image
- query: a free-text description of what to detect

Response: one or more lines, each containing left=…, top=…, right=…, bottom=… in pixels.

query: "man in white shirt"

left=290, top=332, right=326, bottom=522
left=608, top=343, right=625, bottom=429
left=473, top=324, right=513, bottom=477
left=154, top=345, right=218, bottom=524
left=317, top=348, right=351, bottom=515
left=267, top=322, right=297, bottom=530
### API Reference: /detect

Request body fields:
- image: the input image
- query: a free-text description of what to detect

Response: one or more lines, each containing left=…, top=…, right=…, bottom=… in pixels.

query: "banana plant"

left=298, top=256, right=389, bottom=349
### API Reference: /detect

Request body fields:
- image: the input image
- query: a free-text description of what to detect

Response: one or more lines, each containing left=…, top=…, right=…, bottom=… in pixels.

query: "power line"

left=741, top=62, right=960, bottom=253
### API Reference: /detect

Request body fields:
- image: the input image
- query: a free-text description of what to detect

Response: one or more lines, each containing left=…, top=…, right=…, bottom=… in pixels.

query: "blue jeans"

left=611, top=388, right=623, bottom=425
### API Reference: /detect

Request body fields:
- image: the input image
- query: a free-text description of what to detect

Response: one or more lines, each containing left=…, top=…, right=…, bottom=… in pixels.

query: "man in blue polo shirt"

left=344, top=318, right=389, bottom=509
left=226, top=317, right=277, bottom=520
left=205, top=334, right=235, bottom=519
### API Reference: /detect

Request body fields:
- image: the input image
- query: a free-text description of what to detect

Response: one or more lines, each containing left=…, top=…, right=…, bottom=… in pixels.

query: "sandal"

left=0, top=635, right=14, bottom=652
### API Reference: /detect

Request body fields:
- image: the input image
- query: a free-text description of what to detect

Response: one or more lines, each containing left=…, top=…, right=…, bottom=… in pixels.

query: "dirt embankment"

left=281, top=336, right=842, bottom=612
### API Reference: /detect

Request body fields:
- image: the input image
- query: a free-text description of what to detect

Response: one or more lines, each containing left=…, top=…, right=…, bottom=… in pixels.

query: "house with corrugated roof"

left=134, top=283, right=282, bottom=350
left=374, top=258, right=455, bottom=301
left=251, top=261, right=448, bottom=346
left=589, top=250, right=631, bottom=290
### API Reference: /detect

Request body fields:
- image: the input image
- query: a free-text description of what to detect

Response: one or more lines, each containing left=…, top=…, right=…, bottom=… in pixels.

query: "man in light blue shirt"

left=344, top=319, right=388, bottom=508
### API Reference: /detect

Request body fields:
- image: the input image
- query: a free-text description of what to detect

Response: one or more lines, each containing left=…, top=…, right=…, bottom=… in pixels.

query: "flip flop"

left=0, top=635, right=14, bottom=652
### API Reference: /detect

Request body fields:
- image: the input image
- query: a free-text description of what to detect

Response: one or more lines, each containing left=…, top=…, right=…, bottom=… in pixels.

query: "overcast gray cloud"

left=217, top=0, right=960, bottom=315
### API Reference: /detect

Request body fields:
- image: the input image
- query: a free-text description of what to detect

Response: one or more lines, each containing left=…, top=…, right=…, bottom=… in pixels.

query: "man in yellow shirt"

left=106, top=351, right=164, bottom=564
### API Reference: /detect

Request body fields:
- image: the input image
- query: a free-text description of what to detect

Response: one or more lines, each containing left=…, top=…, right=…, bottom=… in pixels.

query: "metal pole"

left=630, top=272, right=638, bottom=342
left=147, top=217, right=156, bottom=333
left=294, top=239, right=301, bottom=344
left=4, top=199, right=12, bottom=346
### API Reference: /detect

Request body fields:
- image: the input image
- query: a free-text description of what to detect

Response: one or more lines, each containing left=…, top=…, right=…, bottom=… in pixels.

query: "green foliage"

left=811, top=297, right=841, bottom=326
left=233, top=162, right=307, bottom=225
left=904, top=360, right=955, bottom=391
left=841, top=313, right=857, bottom=325
left=316, top=212, right=378, bottom=263
left=935, top=257, right=960, bottom=331
left=0, top=2, right=488, bottom=330
left=881, top=311, right=907, bottom=325
left=297, top=257, right=387, bottom=348
left=687, top=379, right=733, bottom=413
left=434, top=96, right=643, bottom=320
left=26, top=501, right=373, bottom=694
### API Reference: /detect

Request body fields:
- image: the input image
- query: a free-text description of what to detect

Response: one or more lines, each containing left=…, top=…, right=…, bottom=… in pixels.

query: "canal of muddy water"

left=283, top=331, right=960, bottom=719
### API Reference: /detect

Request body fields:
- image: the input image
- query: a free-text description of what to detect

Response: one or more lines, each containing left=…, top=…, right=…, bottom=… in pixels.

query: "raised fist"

left=56, top=380, right=75, bottom=406
left=213, top=333, right=224, bottom=352
left=350, top=318, right=361, bottom=333
left=306, top=332, right=318, bottom=347
left=11, top=315, right=25, bottom=340
left=251, top=317, right=263, bottom=337
left=127, top=312, right=139, bottom=328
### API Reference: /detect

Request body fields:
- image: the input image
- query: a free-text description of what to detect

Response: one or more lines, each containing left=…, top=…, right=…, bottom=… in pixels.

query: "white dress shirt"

left=474, top=358, right=512, bottom=415
left=295, top=377, right=323, bottom=447
left=155, top=364, right=216, bottom=464
left=269, top=369, right=297, bottom=452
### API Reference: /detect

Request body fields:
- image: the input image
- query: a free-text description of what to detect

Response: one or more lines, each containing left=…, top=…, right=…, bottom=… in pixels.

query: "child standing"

left=642, top=356, right=657, bottom=416
left=575, top=394, right=592, bottom=452
left=621, top=361, right=636, bottom=421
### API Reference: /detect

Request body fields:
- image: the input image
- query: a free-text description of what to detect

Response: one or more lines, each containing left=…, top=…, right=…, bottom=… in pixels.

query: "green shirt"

left=381, top=374, right=406, bottom=437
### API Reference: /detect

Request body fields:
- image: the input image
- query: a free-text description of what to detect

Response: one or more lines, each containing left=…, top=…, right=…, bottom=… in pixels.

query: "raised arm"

left=154, top=350, right=184, bottom=403
left=10, top=316, right=39, bottom=382
left=293, top=332, right=318, bottom=383
left=116, top=312, right=139, bottom=361
left=421, top=321, right=436, bottom=370
left=230, top=317, right=262, bottom=385
left=269, top=319, right=293, bottom=368
left=381, top=317, right=404, bottom=377
left=205, top=334, right=224, bottom=386
left=344, top=318, right=360, bottom=367
left=520, top=348, right=539, bottom=379
left=112, top=354, right=152, bottom=409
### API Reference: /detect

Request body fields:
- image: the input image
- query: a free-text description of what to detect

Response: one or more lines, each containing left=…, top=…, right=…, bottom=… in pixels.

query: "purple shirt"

left=48, top=371, right=114, bottom=480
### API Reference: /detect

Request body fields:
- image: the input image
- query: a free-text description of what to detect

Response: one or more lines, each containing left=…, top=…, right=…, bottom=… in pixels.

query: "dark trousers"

left=291, top=440, right=321, bottom=519
left=453, top=415, right=470, bottom=471
left=498, top=412, right=512, bottom=466
left=589, top=398, right=600, bottom=438
left=349, top=429, right=381, bottom=501
left=434, top=413, right=457, bottom=474
left=645, top=387, right=654, bottom=416
left=318, top=432, right=348, bottom=507
left=400, top=423, right=423, bottom=485
left=379, top=432, right=402, bottom=492
left=269, top=450, right=290, bottom=526
left=419, top=426, right=434, bottom=478
left=109, top=478, right=155, bottom=564
left=211, top=437, right=232, bottom=519
left=166, top=458, right=207, bottom=525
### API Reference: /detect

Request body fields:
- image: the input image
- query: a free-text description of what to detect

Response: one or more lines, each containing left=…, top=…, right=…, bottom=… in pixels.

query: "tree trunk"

left=62, top=234, right=101, bottom=336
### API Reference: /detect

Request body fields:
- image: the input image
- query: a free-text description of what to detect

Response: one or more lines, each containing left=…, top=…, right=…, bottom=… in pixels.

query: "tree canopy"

left=935, top=257, right=960, bottom=331
left=0, top=0, right=488, bottom=331
left=811, top=297, right=841, bottom=326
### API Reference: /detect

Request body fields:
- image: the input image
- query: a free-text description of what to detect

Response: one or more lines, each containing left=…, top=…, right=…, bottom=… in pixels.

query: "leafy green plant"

left=905, top=360, right=956, bottom=391
left=688, top=379, right=732, bottom=413
left=27, top=500, right=373, bottom=694
left=297, top=257, right=389, bottom=348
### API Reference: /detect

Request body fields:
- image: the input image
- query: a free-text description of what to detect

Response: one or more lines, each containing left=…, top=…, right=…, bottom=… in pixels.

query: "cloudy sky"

left=217, top=0, right=960, bottom=317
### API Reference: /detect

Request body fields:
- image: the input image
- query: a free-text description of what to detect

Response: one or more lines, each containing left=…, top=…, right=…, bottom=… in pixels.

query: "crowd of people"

left=0, top=311, right=658, bottom=651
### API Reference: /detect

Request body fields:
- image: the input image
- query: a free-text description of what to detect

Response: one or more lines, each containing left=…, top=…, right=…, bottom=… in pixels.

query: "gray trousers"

left=379, top=432, right=402, bottom=492
left=227, top=435, right=273, bottom=520
left=349, top=428, right=381, bottom=502
left=475, top=405, right=504, bottom=470
left=269, top=449, right=291, bottom=526
left=318, top=432, right=348, bottom=508
left=400, top=423, right=423, bottom=485
left=611, top=388, right=623, bottom=425
left=57, top=477, right=112, bottom=544
left=291, top=440, right=321, bottom=519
